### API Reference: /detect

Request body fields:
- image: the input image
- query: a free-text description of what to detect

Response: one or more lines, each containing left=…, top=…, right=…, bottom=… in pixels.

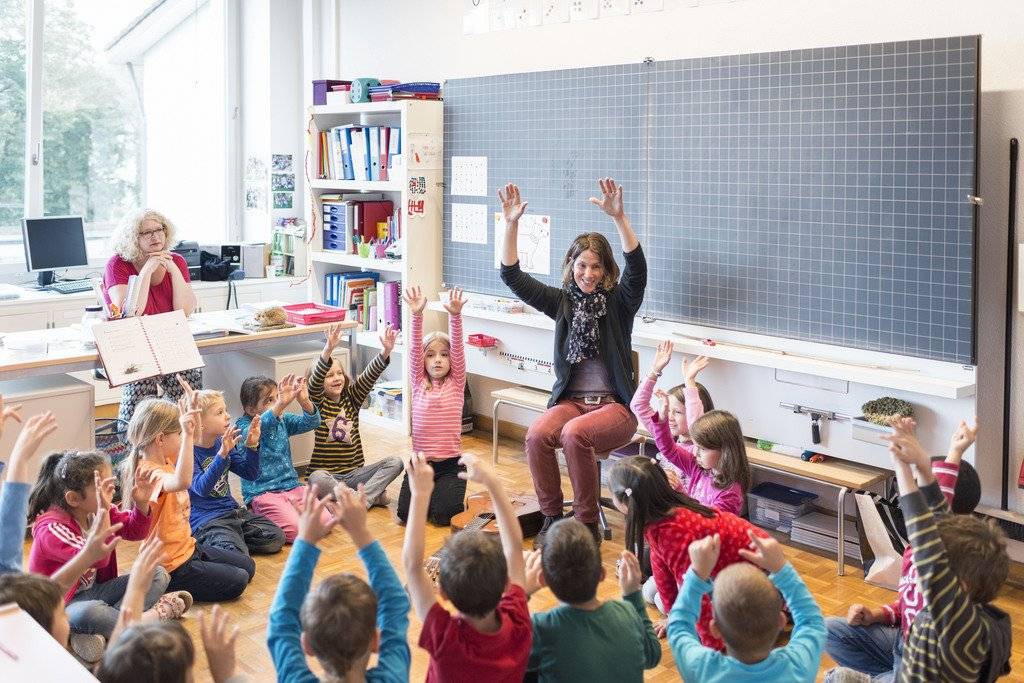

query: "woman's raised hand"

left=588, top=177, right=624, bottom=220
left=498, top=183, right=527, bottom=224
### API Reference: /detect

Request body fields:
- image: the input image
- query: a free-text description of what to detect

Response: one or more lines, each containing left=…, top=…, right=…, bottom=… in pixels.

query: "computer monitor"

left=22, top=215, right=89, bottom=287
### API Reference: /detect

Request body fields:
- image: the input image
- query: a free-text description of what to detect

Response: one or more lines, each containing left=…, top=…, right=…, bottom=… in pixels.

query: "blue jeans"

left=824, top=617, right=899, bottom=681
left=66, top=566, right=170, bottom=638
left=167, top=543, right=253, bottom=602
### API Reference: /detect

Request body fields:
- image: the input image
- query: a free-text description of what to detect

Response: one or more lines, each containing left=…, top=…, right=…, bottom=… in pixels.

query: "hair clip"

left=624, top=487, right=633, bottom=497
left=650, top=457, right=658, bottom=465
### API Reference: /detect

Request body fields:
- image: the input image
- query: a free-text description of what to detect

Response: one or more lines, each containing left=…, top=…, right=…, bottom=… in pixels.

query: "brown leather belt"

left=578, top=395, right=616, bottom=405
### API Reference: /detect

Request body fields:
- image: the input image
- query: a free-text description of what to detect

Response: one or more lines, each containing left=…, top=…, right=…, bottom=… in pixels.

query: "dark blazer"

left=500, top=245, right=647, bottom=408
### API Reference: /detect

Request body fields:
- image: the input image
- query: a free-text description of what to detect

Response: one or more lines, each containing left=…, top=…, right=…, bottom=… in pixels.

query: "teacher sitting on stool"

left=103, top=209, right=200, bottom=423
left=499, top=178, right=646, bottom=547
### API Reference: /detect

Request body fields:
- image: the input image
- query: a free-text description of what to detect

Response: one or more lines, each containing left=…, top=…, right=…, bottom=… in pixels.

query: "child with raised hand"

left=609, top=455, right=768, bottom=645
left=123, top=394, right=252, bottom=602
left=631, top=339, right=714, bottom=491
left=396, top=286, right=469, bottom=526
left=28, top=447, right=188, bottom=648
left=0, top=402, right=52, bottom=575
left=828, top=421, right=1011, bottom=683
left=306, top=322, right=403, bottom=508
left=238, top=373, right=325, bottom=541
left=825, top=417, right=983, bottom=679
left=188, top=388, right=285, bottom=570
left=524, top=520, right=660, bottom=681
left=268, top=484, right=410, bottom=682
left=403, top=451, right=532, bottom=682
left=668, top=532, right=825, bottom=682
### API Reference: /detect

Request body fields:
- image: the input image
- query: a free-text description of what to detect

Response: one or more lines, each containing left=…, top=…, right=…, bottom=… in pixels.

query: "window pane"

left=42, top=0, right=145, bottom=263
left=0, top=2, right=26, bottom=265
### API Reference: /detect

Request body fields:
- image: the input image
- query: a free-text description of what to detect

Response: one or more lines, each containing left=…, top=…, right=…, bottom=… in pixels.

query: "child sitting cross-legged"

left=403, top=452, right=533, bottom=682
left=305, top=322, right=403, bottom=508
left=188, top=389, right=285, bottom=567
left=267, top=484, right=410, bottom=681
left=668, top=532, right=825, bottom=682
left=523, top=519, right=660, bottom=681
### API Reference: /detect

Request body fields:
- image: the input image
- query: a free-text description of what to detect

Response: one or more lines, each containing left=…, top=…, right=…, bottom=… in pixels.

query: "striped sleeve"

left=347, top=353, right=390, bottom=407
left=409, top=313, right=424, bottom=389
left=901, top=484, right=988, bottom=678
left=447, top=313, right=465, bottom=388
left=932, top=461, right=960, bottom=507
left=308, top=355, right=330, bottom=402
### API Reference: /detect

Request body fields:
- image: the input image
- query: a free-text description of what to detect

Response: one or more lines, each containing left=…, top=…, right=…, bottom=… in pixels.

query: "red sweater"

left=29, top=505, right=152, bottom=603
left=647, top=506, right=768, bottom=650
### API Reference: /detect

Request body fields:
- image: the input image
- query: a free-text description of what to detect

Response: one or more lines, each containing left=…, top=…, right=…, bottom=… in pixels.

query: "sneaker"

left=584, top=521, right=603, bottom=547
left=153, top=590, right=193, bottom=620
left=532, top=514, right=564, bottom=550
left=69, top=632, right=106, bottom=664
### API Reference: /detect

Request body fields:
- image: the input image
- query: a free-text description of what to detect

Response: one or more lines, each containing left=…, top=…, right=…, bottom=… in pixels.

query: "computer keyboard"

left=47, top=280, right=94, bottom=295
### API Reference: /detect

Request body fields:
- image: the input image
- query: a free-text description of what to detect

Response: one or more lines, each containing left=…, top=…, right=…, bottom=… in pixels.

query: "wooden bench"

left=746, top=443, right=889, bottom=576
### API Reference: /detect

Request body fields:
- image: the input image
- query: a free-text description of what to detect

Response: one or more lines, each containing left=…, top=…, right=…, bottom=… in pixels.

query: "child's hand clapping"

left=616, top=550, right=643, bottom=596
left=456, top=453, right=494, bottom=487
left=738, top=529, right=787, bottom=574
left=884, top=428, right=929, bottom=470
left=687, top=533, right=721, bottom=581
left=406, top=452, right=435, bottom=497
left=379, top=323, right=399, bottom=358
left=443, top=287, right=467, bottom=316
left=332, top=483, right=373, bottom=549
left=403, top=286, right=427, bottom=315
left=296, top=485, right=338, bottom=547
left=651, top=339, right=674, bottom=376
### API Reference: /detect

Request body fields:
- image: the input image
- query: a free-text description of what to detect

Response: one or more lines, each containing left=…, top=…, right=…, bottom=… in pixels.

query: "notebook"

left=92, top=310, right=205, bottom=387
left=0, top=603, right=98, bottom=681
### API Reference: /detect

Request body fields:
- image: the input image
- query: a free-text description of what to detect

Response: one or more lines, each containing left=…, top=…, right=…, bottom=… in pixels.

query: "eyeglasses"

left=139, top=227, right=166, bottom=239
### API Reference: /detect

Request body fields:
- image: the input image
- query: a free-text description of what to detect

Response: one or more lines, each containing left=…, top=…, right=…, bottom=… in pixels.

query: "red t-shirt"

left=419, top=583, right=532, bottom=683
left=102, top=253, right=190, bottom=316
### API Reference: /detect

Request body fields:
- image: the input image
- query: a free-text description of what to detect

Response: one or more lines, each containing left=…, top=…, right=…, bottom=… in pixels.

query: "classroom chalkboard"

left=442, top=36, right=979, bottom=364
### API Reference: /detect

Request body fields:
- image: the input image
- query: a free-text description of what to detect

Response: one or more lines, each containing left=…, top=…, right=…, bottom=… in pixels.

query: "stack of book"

left=318, top=125, right=401, bottom=181
left=367, top=82, right=441, bottom=101
left=322, top=273, right=401, bottom=334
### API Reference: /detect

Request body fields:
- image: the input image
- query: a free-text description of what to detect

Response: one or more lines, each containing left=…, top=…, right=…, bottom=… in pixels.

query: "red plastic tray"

left=282, top=303, right=348, bottom=325
left=467, top=333, right=499, bottom=348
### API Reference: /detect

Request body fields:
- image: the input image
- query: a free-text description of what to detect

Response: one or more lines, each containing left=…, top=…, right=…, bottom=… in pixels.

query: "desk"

left=0, top=312, right=359, bottom=381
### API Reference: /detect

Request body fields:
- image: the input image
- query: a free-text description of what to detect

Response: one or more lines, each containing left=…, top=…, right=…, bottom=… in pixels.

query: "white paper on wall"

left=451, top=156, right=489, bottom=196
left=493, top=213, right=551, bottom=275
left=514, top=0, right=544, bottom=26
left=490, top=0, right=516, bottom=30
left=630, top=0, right=664, bottom=11
left=599, top=0, right=630, bottom=17
left=451, top=203, right=489, bottom=244
left=463, top=0, right=491, bottom=34
left=542, top=0, right=570, bottom=22
left=569, top=0, right=599, bottom=21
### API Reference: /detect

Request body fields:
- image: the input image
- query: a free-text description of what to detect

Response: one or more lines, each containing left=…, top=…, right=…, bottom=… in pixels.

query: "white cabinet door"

left=0, top=311, right=50, bottom=332
left=53, top=306, right=86, bottom=327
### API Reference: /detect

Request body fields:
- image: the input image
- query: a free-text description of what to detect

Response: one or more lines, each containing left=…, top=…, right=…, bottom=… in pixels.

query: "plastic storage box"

left=283, top=303, right=347, bottom=325
left=748, top=481, right=818, bottom=532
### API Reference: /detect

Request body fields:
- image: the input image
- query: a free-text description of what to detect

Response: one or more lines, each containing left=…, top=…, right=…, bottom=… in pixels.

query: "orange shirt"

left=137, top=459, right=196, bottom=572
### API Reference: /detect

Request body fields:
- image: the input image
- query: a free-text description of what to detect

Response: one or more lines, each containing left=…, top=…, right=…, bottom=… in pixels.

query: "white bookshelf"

left=305, top=100, right=443, bottom=435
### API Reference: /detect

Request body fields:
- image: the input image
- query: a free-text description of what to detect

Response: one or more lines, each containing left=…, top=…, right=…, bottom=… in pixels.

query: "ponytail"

left=28, top=450, right=109, bottom=522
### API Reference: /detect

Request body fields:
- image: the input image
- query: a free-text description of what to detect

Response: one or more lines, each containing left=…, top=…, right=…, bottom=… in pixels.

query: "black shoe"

left=533, top=514, right=564, bottom=550
left=584, top=521, right=603, bottom=547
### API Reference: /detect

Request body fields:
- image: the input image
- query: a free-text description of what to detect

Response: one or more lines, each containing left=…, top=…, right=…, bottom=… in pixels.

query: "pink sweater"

left=630, top=377, right=744, bottom=515
left=410, top=312, right=465, bottom=460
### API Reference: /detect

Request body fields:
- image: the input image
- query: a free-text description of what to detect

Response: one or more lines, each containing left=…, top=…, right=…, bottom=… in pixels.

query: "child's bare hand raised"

left=687, top=533, right=721, bottom=581
left=95, top=469, right=116, bottom=509
left=683, top=355, right=710, bottom=386
left=498, top=183, right=527, bottom=224
left=444, top=287, right=467, bottom=316
left=219, top=424, right=241, bottom=459
left=523, top=549, right=544, bottom=596
left=947, top=418, right=978, bottom=462
left=82, top=505, right=123, bottom=565
left=199, top=604, right=240, bottom=683
left=7, top=411, right=57, bottom=483
left=403, top=286, right=427, bottom=315
left=406, top=452, right=435, bottom=497
left=244, top=417, right=261, bottom=449
left=457, top=453, right=494, bottom=487
left=884, top=430, right=929, bottom=470
left=651, top=339, right=673, bottom=375
left=297, top=485, right=338, bottom=546
left=379, top=323, right=399, bottom=358
left=738, top=529, right=787, bottom=574
left=333, top=483, right=373, bottom=549
left=131, top=468, right=161, bottom=511
left=0, top=394, right=23, bottom=440
left=323, top=323, right=346, bottom=354
left=617, top=550, right=643, bottom=596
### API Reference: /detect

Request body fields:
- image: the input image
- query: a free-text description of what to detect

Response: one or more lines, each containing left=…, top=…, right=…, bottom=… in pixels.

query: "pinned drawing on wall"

left=273, top=192, right=293, bottom=210
left=515, top=0, right=544, bottom=26
left=452, top=203, right=489, bottom=244
left=409, top=175, right=428, bottom=195
left=451, top=156, right=489, bottom=196
left=408, top=196, right=428, bottom=220
left=599, top=0, right=630, bottom=17
left=631, top=0, right=664, bottom=11
left=271, top=154, right=293, bottom=172
left=407, top=133, right=443, bottom=170
left=245, top=185, right=266, bottom=211
left=245, top=156, right=267, bottom=182
left=271, top=173, right=295, bottom=192
left=542, top=0, right=570, bottom=22
left=463, top=0, right=490, bottom=34
left=569, top=0, right=599, bottom=20
left=494, top=213, right=551, bottom=274
left=490, top=0, right=516, bottom=30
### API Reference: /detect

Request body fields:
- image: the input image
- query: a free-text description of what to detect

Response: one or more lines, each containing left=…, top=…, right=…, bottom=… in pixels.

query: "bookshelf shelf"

left=305, top=99, right=443, bottom=436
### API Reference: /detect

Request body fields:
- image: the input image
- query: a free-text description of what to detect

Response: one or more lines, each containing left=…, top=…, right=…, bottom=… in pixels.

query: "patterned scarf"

left=565, top=282, right=607, bottom=364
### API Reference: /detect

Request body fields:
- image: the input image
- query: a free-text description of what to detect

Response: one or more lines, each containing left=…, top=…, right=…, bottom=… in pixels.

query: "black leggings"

left=396, top=456, right=467, bottom=526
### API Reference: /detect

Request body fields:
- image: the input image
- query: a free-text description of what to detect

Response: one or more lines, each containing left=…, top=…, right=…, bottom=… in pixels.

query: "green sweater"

left=527, top=590, right=660, bottom=682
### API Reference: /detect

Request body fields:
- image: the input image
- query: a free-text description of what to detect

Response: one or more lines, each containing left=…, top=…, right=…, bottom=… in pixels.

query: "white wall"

left=339, top=0, right=1024, bottom=509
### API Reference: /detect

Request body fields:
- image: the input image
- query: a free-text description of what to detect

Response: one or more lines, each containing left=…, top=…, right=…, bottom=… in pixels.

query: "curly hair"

left=109, top=209, right=177, bottom=263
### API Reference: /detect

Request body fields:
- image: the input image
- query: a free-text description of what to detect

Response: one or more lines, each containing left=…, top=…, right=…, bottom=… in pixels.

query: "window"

left=0, top=2, right=27, bottom=265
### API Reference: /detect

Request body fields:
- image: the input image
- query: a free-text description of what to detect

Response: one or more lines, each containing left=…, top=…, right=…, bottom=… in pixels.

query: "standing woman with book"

left=103, top=210, right=200, bottom=423
left=499, top=178, right=646, bottom=547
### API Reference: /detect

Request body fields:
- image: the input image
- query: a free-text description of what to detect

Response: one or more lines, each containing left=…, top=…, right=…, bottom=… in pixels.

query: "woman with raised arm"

left=499, top=178, right=646, bottom=547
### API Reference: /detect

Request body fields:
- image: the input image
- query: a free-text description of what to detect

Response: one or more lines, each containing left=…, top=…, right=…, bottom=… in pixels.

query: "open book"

left=0, top=603, right=98, bottom=681
left=93, top=309, right=205, bottom=387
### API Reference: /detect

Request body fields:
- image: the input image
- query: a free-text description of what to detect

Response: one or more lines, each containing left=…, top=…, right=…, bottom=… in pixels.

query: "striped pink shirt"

left=410, top=312, right=465, bottom=460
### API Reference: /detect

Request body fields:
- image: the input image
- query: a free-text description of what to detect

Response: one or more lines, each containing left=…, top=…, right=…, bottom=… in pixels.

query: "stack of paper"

left=790, top=511, right=860, bottom=559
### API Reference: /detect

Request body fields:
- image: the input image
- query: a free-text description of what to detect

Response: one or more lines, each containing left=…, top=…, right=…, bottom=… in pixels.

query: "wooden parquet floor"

left=25, top=425, right=1024, bottom=681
